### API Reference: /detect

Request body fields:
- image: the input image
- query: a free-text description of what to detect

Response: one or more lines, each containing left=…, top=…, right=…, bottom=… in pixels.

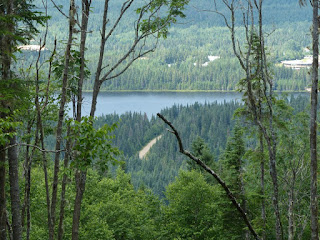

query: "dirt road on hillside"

left=139, top=135, right=162, bottom=159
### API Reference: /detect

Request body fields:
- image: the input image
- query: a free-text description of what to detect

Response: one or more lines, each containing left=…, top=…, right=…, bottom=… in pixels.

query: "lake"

left=77, top=91, right=309, bottom=118
left=79, top=92, right=243, bottom=118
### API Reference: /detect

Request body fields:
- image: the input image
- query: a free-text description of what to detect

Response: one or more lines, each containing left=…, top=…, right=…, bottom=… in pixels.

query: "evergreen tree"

left=189, top=136, right=215, bottom=171
left=219, top=124, right=247, bottom=239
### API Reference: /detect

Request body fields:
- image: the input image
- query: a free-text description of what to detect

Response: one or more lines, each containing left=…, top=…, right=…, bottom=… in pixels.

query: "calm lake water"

left=79, top=92, right=243, bottom=118
left=77, top=91, right=308, bottom=118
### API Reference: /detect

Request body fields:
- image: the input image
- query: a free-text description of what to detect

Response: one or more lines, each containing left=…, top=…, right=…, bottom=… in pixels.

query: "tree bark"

left=90, top=0, right=109, bottom=118
left=71, top=171, right=86, bottom=240
left=288, top=181, right=295, bottom=240
left=0, top=0, right=13, bottom=238
left=0, top=147, right=6, bottom=240
left=259, top=134, right=266, bottom=240
left=50, top=1, right=75, bottom=239
left=71, top=1, right=91, bottom=239
left=310, top=0, right=319, bottom=239
left=57, top=126, right=71, bottom=240
left=8, top=136, right=21, bottom=240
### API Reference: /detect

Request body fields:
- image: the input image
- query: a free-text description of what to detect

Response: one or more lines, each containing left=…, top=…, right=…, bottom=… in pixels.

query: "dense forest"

left=1, top=0, right=320, bottom=240
left=18, top=0, right=312, bottom=91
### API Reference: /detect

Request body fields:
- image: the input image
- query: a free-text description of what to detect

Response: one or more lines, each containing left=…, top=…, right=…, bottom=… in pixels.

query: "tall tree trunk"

left=39, top=110, right=51, bottom=240
left=23, top=140, right=32, bottom=240
left=71, top=1, right=91, bottom=239
left=288, top=180, right=295, bottom=240
left=259, top=134, right=266, bottom=240
left=268, top=144, right=282, bottom=240
left=8, top=136, right=21, bottom=240
left=21, top=122, right=32, bottom=235
left=57, top=125, right=71, bottom=240
left=256, top=1, right=282, bottom=238
left=50, top=1, right=75, bottom=239
left=0, top=0, right=12, bottom=237
left=4, top=1, right=22, bottom=236
left=71, top=171, right=86, bottom=240
left=0, top=147, right=6, bottom=240
left=310, top=0, right=319, bottom=239
left=90, top=0, right=109, bottom=118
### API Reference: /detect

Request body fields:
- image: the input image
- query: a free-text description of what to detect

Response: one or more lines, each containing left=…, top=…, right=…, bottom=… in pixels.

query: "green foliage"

left=0, top=78, right=31, bottom=114
left=218, top=124, right=247, bottom=239
left=2, top=0, right=316, bottom=238
left=188, top=136, right=215, bottom=172
left=81, top=168, right=162, bottom=240
left=137, top=0, right=190, bottom=38
left=9, top=95, right=314, bottom=239
left=0, top=117, right=20, bottom=145
left=27, top=167, right=163, bottom=240
left=164, top=170, right=222, bottom=239
left=67, top=116, right=121, bottom=171
left=52, top=48, right=90, bottom=96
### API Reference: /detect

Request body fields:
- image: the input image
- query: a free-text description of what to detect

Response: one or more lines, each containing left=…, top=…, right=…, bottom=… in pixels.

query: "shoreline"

left=83, top=89, right=310, bottom=93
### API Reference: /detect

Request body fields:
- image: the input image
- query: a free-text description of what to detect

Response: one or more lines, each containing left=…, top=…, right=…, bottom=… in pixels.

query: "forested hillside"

left=22, top=0, right=312, bottom=91
left=95, top=94, right=309, bottom=197
left=96, top=101, right=241, bottom=195
left=23, top=94, right=311, bottom=239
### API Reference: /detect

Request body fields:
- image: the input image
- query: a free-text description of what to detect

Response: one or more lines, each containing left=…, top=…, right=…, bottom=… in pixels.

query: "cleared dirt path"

left=139, top=135, right=162, bottom=159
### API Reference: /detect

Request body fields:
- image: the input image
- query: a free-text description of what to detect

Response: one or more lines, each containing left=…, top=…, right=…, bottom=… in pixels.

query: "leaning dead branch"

left=157, top=113, right=260, bottom=240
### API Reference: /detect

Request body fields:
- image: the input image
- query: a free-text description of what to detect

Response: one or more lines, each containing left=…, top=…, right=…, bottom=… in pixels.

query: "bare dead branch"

left=41, top=37, right=57, bottom=113
left=50, top=0, right=69, bottom=19
left=104, top=0, right=134, bottom=44
left=157, top=113, right=261, bottom=240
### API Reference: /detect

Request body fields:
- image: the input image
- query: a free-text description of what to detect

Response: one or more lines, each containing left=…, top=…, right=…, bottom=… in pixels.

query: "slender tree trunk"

left=90, top=0, right=108, bottom=118
left=50, top=1, right=75, bottom=239
left=39, top=111, right=51, bottom=240
left=21, top=122, right=32, bottom=234
left=24, top=142, right=32, bottom=240
left=0, top=147, right=6, bottom=240
left=310, top=0, right=319, bottom=239
left=57, top=126, right=71, bottom=240
left=0, top=16, right=7, bottom=237
left=71, top=171, right=86, bottom=240
left=71, top=2, right=91, bottom=239
left=76, top=0, right=90, bottom=122
left=268, top=147, right=282, bottom=240
left=256, top=1, right=282, bottom=238
left=240, top=169, right=249, bottom=240
left=0, top=1, right=12, bottom=237
left=6, top=212, right=12, bottom=240
left=288, top=180, right=295, bottom=240
left=7, top=136, right=21, bottom=240
left=259, top=134, right=266, bottom=240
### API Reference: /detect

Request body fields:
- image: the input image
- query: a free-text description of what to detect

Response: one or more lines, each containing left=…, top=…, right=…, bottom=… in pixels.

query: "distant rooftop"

left=281, top=56, right=315, bottom=69
left=18, top=45, right=47, bottom=51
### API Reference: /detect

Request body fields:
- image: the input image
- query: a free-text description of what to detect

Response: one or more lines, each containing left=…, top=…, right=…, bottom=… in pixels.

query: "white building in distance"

left=18, top=45, right=48, bottom=51
left=281, top=56, right=314, bottom=70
